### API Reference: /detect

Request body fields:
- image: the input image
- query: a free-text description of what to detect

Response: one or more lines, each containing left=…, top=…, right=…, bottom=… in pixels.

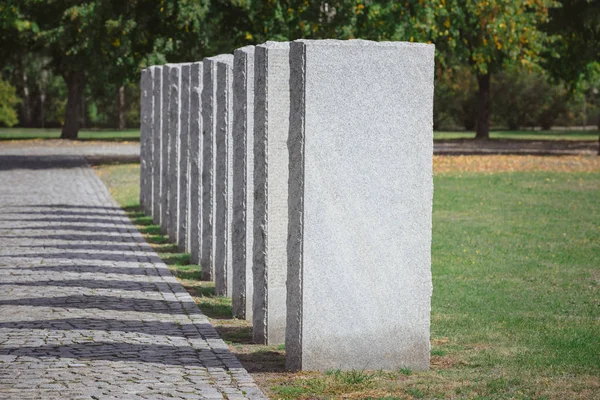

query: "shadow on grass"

left=122, top=203, right=286, bottom=373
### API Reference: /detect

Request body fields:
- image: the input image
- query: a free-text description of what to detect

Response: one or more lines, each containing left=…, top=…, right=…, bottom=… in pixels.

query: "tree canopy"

left=1, top=0, right=596, bottom=138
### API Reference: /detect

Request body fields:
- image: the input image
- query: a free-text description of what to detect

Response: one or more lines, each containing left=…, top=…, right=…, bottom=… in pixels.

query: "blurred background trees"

left=0, top=0, right=598, bottom=138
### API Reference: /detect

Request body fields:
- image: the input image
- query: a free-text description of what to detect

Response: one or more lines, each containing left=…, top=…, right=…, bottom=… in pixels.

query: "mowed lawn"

left=95, top=156, right=600, bottom=399
left=2, top=127, right=598, bottom=142
left=0, top=128, right=140, bottom=141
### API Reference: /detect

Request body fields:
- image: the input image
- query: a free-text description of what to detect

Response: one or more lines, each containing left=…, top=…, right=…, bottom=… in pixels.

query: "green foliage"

left=492, top=67, right=569, bottom=130
left=544, top=0, right=600, bottom=85
left=434, top=66, right=478, bottom=130
left=0, top=79, right=20, bottom=127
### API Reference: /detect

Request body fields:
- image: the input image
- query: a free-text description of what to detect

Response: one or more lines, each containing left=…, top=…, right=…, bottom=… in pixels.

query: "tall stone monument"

left=215, top=58, right=235, bottom=297
left=167, top=64, right=182, bottom=243
left=151, top=66, right=163, bottom=225
left=139, top=68, right=153, bottom=214
left=177, top=64, right=191, bottom=251
left=253, top=42, right=290, bottom=345
left=160, top=65, right=171, bottom=235
left=189, top=62, right=204, bottom=261
left=286, top=39, right=434, bottom=371
left=232, top=45, right=255, bottom=320
left=201, top=54, right=233, bottom=281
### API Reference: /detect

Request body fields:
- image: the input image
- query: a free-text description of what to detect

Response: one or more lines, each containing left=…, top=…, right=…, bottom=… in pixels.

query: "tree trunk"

left=118, top=86, right=126, bottom=130
left=40, top=70, right=47, bottom=129
left=475, top=72, right=491, bottom=140
left=61, top=71, right=85, bottom=139
left=21, top=69, right=32, bottom=127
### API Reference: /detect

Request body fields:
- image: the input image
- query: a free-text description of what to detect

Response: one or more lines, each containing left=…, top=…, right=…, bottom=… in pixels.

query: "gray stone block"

left=160, top=65, right=171, bottom=234
left=232, top=45, right=255, bottom=320
left=177, top=63, right=192, bottom=251
left=140, top=68, right=153, bottom=214
left=151, top=66, right=163, bottom=225
left=253, top=41, right=290, bottom=345
left=286, top=39, right=434, bottom=371
left=201, top=54, right=233, bottom=281
left=189, top=62, right=204, bottom=262
left=167, top=64, right=182, bottom=243
left=215, top=58, right=234, bottom=297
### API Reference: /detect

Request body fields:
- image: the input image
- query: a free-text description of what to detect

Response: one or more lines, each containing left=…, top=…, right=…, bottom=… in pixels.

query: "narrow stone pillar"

left=286, top=39, right=434, bottom=371
left=160, top=65, right=171, bottom=234
left=189, top=62, right=204, bottom=263
left=201, top=54, right=233, bottom=281
left=151, top=66, right=163, bottom=225
left=232, top=45, right=255, bottom=320
left=215, top=58, right=234, bottom=297
left=139, top=68, right=153, bottom=214
left=253, top=42, right=290, bottom=345
left=167, top=64, right=182, bottom=243
left=177, top=64, right=191, bottom=251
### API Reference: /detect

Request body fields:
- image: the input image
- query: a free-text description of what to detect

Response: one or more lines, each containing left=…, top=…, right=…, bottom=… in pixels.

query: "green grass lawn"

left=95, top=159, right=600, bottom=399
left=0, top=128, right=140, bottom=141
left=434, top=130, right=599, bottom=141
left=1, top=127, right=597, bottom=142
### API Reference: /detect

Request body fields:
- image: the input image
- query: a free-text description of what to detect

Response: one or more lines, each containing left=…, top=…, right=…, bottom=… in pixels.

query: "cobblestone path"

left=0, top=152, right=266, bottom=399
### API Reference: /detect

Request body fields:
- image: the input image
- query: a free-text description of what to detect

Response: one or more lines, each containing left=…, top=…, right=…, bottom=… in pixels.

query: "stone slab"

left=189, top=62, right=204, bottom=262
left=215, top=58, right=234, bottom=297
left=286, top=39, right=435, bottom=371
left=139, top=68, right=153, bottom=214
left=232, top=45, right=255, bottom=320
left=201, top=54, right=233, bottom=281
left=167, top=65, right=182, bottom=243
left=177, top=63, right=191, bottom=251
left=252, top=42, right=290, bottom=345
left=151, top=66, right=163, bottom=225
left=160, top=65, right=170, bottom=234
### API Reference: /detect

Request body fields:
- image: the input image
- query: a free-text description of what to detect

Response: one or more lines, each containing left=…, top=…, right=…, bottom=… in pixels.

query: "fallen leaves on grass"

left=434, top=155, right=600, bottom=174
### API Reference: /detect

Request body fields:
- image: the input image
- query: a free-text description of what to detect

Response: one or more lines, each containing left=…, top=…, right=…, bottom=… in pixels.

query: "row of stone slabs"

left=139, top=39, right=434, bottom=371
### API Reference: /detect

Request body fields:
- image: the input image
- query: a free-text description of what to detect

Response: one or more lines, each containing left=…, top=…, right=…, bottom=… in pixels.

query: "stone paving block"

left=160, top=65, right=171, bottom=235
left=286, top=39, right=434, bottom=371
left=151, top=66, right=163, bottom=225
left=201, top=54, right=233, bottom=282
left=178, top=63, right=192, bottom=251
left=232, top=45, right=255, bottom=320
left=252, top=41, right=289, bottom=345
left=214, top=58, right=234, bottom=297
left=140, top=67, right=153, bottom=215
left=168, top=64, right=182, bottom=243
left=0, top=143, right=267, bottom=399
left=189, top=62, right=204, bottom=260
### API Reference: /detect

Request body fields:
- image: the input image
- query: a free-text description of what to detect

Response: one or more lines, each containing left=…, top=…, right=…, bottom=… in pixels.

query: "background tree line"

left=0, top=0, right=599, bottom=139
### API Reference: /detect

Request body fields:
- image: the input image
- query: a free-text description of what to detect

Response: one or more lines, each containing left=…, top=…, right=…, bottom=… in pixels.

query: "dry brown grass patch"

left=434, top=155, right=600, bottom=174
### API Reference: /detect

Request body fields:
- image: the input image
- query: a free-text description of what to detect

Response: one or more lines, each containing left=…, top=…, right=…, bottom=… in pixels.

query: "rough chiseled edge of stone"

left=167, top=64, right=182, bottom=243
left=214, top=57, right=234, bottom=297
left=285, top=40, right=306, bottom=371
left=177, top=63, right=192, bottom=251
left=232, top=45, right=255, bottom=320
left=151, top=65, right=163, bottom=225
left=189, top=61, right=203, bottom=263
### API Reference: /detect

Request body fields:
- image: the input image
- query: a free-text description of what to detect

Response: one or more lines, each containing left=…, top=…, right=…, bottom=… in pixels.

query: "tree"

left=543, top=0, right=600, bottom=153
left=0, top=79, right=20, bottom=127
left=384, top=0, right=559, bottom=139
left=1, top=0, right=209, bottom=139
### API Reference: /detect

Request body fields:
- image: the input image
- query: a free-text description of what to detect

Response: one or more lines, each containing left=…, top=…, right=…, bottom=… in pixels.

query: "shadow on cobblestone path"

left=0, top=150, right=266, bottom=399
